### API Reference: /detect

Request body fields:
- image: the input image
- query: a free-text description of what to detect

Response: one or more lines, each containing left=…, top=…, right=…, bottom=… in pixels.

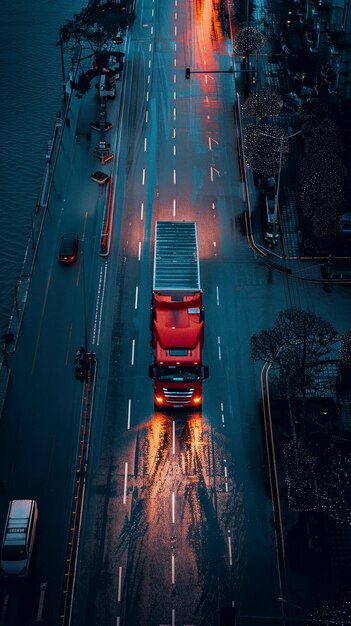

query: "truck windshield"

left=156, top=366, right=201, bottom=382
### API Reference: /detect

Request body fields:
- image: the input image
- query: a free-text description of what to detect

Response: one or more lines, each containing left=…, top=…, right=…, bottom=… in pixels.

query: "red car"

left=58, top=233, right=79, bottom=264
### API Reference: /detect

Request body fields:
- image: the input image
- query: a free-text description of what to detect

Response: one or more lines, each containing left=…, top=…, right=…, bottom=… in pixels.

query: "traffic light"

left=185, top=67, right=191, bottom=79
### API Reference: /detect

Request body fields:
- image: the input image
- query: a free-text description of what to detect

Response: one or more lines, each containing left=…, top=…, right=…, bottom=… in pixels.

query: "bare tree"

left=250, top=308, right=338, bottom=425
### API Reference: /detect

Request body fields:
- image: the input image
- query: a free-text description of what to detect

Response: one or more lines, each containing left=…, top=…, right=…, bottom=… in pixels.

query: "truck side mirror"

left=148, top=365, right=155, bottom=379
left=202, top=365, right=209, bottom=379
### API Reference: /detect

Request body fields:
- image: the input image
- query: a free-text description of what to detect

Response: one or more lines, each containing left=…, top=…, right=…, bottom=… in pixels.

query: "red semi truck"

left=148, top=221, right=209, bottom=408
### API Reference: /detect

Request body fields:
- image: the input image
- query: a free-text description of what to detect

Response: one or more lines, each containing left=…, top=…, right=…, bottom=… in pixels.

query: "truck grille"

left=163, top=387, right=194, bottom=405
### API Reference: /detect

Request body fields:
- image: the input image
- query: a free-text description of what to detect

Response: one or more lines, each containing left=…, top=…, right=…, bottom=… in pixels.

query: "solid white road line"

left=127, top=399, right=131, bottom=430
left=97, top=263, right=108, bottom=347
left=118, top=565, right=123, bottom=601
left=228, top=532, right=233, bottom=565
left=123, top=463, right=128, bottom=504
left=135, top=286, right=139, bottom=309
left=131, top=339, right=135, bottom=365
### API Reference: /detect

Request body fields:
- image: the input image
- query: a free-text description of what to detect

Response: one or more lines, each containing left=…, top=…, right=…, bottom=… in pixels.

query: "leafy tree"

left=59, top=1, right=134, bottom=55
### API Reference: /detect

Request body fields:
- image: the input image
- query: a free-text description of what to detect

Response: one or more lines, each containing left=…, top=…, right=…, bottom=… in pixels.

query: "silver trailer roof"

left=153, top=221, right=201, bottom=291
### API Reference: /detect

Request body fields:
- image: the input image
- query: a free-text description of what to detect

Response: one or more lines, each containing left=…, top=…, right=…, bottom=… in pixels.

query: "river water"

left=0, top=0, right=84, bottom=338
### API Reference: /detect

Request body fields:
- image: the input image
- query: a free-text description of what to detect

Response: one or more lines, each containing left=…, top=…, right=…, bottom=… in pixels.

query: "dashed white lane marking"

left=116, top=617, right=120, bottom=626
left=216, top=285, right=219, bottom=305
left=134, top=286, right=138, bottom=309
left=145, top=110, right=148, bottom=122
left=213, top=241, right=217, bottom=248
left=148, top=74, right=150, bottom=84
left=152, top=7, right=154, bottom=16
left=174, top=25, right=177, bottom=36
left=123, top=463, right=128, bottom=504
left=146, top=91, right=149, bottom=102
left=228, top=532, right=233, bottom=565
left=224, top=465, right=228, bottom=492
left=173, top=91, right=176, bottom=100
left=212, top=201, right=216, bottom=210
left=172, top=419, right=175, bottom=454
left=131, top=339, right=135, bottom=365
left=127, top=399, right=131, bottom=430
left=174, top=74, right=177, bottom=83
left=35, top=583, right=47, bottom=621
left=138, top=241, right=141, bottom=260
left=118, top=565, right=123, bottom=601
left=172, top=491, right=175, bottom=523
left=173, top=129, right=176, bottom=138
left=148, top=59, right=151, bottom=68
left=140, top=202, right=144, bottom=220
left=173, top=145, right=176, bottom=156
left=149, top=42, right=152, bottom=52
left=173, top=199, right=176, bottom=217
left=144, top=137, right=147, bottom=151
left=174, top=58, right=177, bottom=67
left=174, top=43, right=177, bottom=51
left=142, top=168, right=145, bottom=184
left=172, top=608, right=175, bottom=626
left=218, top=336, right=221, bottom=361
left=171, top=554, right=175, bottom=584
left=173, top=107, right=176, bottom=120
left=175, top=11, right=177, bottom=18
left=173, top=169, right=176, bottom=184
left=151, top=25, right=153, bottom=34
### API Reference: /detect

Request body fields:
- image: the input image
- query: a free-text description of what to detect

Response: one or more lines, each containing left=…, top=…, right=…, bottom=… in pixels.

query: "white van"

left=0, top=499, right=38, bottom=578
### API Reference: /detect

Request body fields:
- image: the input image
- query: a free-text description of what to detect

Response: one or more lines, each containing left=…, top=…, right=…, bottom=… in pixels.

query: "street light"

left=258, top=129, right=303, bottom=219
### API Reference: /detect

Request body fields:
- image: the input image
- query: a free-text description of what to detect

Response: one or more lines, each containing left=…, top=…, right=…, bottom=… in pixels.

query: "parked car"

left=58, top=233, right=79, bottom=264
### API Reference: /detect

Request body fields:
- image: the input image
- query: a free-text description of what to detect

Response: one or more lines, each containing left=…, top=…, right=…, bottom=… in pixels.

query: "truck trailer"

left=148, top=221, right=209, bottom=408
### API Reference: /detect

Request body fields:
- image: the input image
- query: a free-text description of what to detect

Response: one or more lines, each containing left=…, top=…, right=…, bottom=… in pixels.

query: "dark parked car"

left=58, top=233, right=79, bottom=264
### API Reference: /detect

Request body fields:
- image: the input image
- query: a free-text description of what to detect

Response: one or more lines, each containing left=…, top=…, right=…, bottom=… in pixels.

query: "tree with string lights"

left=243, top=123, right=288, bottom=177
left=284, top=439, right=319, bottom=510
left=338, top=331, right=351, bottom=389
left=318, top=448, right=351, bottom=524
left=233, top=26, right=265, bottom=55
left=308, top=593, right=351, bottom=625
left=242, top=89, right=283, bottom=120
